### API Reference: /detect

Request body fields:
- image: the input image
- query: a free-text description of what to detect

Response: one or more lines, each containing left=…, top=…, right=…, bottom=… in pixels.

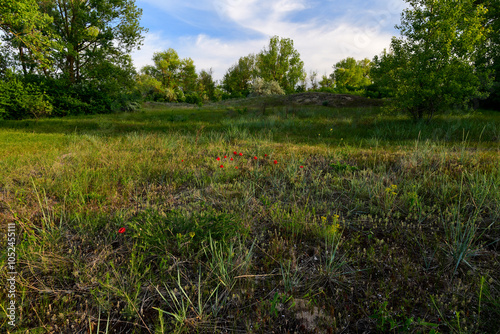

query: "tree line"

left=0, top=0, right=498, bottom=121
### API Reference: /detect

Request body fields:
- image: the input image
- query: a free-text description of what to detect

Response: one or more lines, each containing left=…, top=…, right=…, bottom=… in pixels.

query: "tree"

left=222, top=54, right=255, bottom=98
left=197, top=69, right=217, bottom=101
left=0, top=0, right=59, bottom=72
left=140, top=49, right=198, bottom=102
left=475, top=0, right=500, bottom=109
left=256, top=36, right=305, bottom=94
left=39, top=0, right=146, bottom=83
left=319, top=74, right=333, bottom=89
left=309, top=70, right=319, bottom=90
left=332, top=57, right=372, bottom=90
left=372, top=0, right=492, bottom=120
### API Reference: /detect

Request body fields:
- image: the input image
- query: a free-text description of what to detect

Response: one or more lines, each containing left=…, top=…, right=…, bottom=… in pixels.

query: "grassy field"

left=0, top=97, right=499, bottom=333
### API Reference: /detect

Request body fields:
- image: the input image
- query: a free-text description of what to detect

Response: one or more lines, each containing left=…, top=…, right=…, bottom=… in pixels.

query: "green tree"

left=222, top=54, right=255, bottom=98
left=40, top=0, right=146, bottom=83
left=140, top=49, right=198, bottom=102
left=197, top=69, right=217, bottom=101
left=332, top=57, right=372, bottom=90
left=0, top=0, right=58, bottom=72
left=476, top=0, right=500, bottom=109
left=319, top=74, right=333, bottom=89
left=372, top=0, right=492, bottom=120
left=256, top=36, right=305, bottom=94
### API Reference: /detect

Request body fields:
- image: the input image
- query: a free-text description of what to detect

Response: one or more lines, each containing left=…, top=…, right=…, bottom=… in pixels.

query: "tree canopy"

left=332, top=57, right=372, bottom=91
left=372, top=0, right=492, bottom=120
left=255, top=36, right=305, bottom=94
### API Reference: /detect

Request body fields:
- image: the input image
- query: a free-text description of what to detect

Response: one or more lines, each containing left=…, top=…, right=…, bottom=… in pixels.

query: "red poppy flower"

left=233, top=151, right=238, bottom=155
left=274, top=160, right=278, bottom=164
left=300, top=166, right=304, bottom=168
left=118, top=227, right=126, bottom=234
left=254, top=156, right=258, bottom=160
left=265, top=154, right=268, bottom=157
left=239, top=153, right=243, bottom=156
left=224, top=155, right=227, bottom=159
left=181, top=160, right=184, bottom=162
left=217, top=157, right=221, bottom=161
left=230, top=157, right=233, bottom=161
left=235, top=166, right=238, bottom=169
left=220, top=165, right=224, bottom=168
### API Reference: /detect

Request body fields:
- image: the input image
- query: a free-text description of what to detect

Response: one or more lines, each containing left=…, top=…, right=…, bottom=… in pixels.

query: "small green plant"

left=280, top=260, right=302, bottom=293
left=154, top=269, right=220, bottom=333
left=330, top=162, right=359, bottom=172
left=203, top=236, right=254, bottom=294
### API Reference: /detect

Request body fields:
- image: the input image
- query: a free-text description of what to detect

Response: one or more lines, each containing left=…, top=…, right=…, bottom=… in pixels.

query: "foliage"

left=0, top=74, right=52, bottom=119
left=256, top=36, right=306, bottom=94
left=139, top=49, right=202, bottom=103
left=476, top=0, right=500, bottom=110
left=222, top=54, right=255, bottom=98
left=39, top=0, right=146, bottom=83
left=197, top=69, right=218, bottom=102
left=250, top=78, right=285, bottom=96
left=332, top=57, right=372, bottom=90
left=0, top=0, right=59, bottom=70
left=372, top=0, right=493, bottom=120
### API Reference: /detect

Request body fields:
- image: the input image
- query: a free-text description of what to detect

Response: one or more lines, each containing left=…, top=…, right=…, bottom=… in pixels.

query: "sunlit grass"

left=0, top=101, right=499, bottom=333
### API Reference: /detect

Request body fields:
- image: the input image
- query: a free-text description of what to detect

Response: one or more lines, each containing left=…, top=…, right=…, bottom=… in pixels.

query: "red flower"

left=300, top=166, right=304, bottom=168
left=265, top=154, right=268, bottom=157
left=181, top=160, right=184, bottom=162
left=118, top=227, right=126, bottom=234
left=239, top=152, right=243, bottom=156
left=217, top=157, right=221, bottom=161
left=235, top=166, right=238, bottom=169
left=220, top=165, right=224, bottom=168
left=224, top=155, right=227, bottom=159
left=230, top=157, right=233, bottom=161
left=274, top=160, right=278, bottom=164
left=254, top=156, right=258, bottom=160
left=233, top=151, right=238, bottom=155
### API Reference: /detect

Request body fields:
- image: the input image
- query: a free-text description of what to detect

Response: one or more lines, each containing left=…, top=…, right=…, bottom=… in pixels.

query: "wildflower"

left=239, top=153, right=243, bottom=156
left=217, top=157, right=221, bottom=161
left=274, top=160, right=278, bottom=164
left=235, top=166, right=238, bottom=169
left=181, top=160, right=184, bottom=162
left=118, top=227, right=126, bottom=234
left=189, top=232, right=195, bottom=238
left=224, top=155, right=227, bottom=159
left=254, top=156, right=258, bottom=160
left=230, top=157, right=233, bottom=161
left=220, top=165, right=224, bottom=168
left=330, top=129, right=333, bottom=131
left=233, top=151, right=238, bottom=155
left=300, top=166, right=304, bottom=168
left=265, top=154, right=268, bottom=157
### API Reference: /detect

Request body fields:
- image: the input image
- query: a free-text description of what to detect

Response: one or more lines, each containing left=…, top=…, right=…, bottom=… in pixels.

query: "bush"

left=0, top=75, right=52, bottom=120
left=250, top=78, right=285, bottom=96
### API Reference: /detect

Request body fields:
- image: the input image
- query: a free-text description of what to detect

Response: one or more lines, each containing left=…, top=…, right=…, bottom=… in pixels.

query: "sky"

left=131, top=0, right=407, bottom=82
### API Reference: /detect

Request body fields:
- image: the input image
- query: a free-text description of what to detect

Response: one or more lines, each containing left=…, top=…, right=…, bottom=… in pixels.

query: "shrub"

left=0, top=75, right=53, bottom=120
left=250, top=78, right=285, bottom=96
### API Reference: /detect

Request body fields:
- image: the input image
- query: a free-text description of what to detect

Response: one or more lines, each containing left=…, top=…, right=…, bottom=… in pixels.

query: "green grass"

left=0, top=98, right=499, bottom=333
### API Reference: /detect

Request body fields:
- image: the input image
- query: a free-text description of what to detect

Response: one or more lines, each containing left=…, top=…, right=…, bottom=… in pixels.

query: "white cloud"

left=133, top=0, right=406, bottom=81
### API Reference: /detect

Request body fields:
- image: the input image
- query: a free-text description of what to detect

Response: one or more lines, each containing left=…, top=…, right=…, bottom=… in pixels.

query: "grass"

left=0, top=97, right=499, bottom=333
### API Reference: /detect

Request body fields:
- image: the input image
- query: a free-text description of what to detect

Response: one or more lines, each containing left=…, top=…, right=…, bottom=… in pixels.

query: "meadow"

left=0, top=96, right=499, bottom=333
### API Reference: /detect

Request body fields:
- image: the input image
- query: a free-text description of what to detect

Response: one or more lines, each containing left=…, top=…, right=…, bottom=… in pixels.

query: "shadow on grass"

left=0, top=105, right=498, bottom=148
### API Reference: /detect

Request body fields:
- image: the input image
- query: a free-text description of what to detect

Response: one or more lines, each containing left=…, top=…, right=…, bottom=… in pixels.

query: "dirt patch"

left=284, top=92, right=384, bottom=108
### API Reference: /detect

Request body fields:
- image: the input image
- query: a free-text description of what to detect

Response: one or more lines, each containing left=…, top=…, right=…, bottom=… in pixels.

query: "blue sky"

left=131, top=0, right=407, bottom=81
